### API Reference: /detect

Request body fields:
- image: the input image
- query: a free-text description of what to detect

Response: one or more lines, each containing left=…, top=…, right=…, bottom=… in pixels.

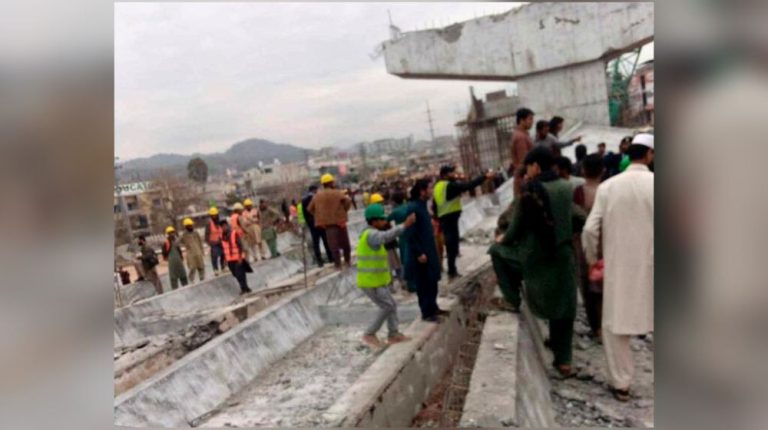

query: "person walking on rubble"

left=205, top=207, right=226, bottom=276
left=582, top=133, right=654, bottom=402
left=180, top=218, right=205, bottom=282
left=221, top=219, right=252, bottom=295
left=137, top=235, right=163, bottom=295
left=497, top=147, right=586, bottom=377
left=307, top=173, right=353, bottom=269
left=162, top=226, right=189, bottom=290
left=357, top=204, right=416, bottom=349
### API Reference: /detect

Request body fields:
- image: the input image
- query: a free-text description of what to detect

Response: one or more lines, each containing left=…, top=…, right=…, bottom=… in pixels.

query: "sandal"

left=611, top=387, right=631, bottom=402
left=555, top=364, right=575, bottom=378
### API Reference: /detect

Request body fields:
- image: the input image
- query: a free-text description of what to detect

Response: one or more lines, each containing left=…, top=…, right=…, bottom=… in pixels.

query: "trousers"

left=227, top=261, right=251, bottom=293
left=488, top=243, right=522, bottom=308
left=361, top=286, right=399, bottom=337
left=325, top=225, right=351, bottom=267
left=210, top=243, right=225, bottom=272
left=602, top=327, right=635, bottom=390
left=308, top=224, right=333, bottom=266
left=439, top=214, right=461, bottom=276
left=415, top=270, right=439, bottom=319
left=548, top=318, right=575, bottom=366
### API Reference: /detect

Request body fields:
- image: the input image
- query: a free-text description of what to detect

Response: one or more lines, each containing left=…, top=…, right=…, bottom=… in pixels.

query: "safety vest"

left=433, top=179, right=462, bottom=218
left=297, top=202, right=305, bottom=225
left=221, top=230, right=242, bottom=262
left=230, top=213, right=242, bottom=234
left=356, top=229, right=392, bottom=288
left=208, top=219, right=222, bottom=243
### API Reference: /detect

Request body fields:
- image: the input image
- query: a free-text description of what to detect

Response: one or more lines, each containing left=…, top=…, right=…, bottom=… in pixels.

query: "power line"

left=426, top=101, right=436, bottom=144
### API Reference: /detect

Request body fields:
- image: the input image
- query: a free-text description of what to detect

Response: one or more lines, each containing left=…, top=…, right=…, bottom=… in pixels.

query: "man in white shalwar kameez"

left=582, top=133, right=654, bottom=401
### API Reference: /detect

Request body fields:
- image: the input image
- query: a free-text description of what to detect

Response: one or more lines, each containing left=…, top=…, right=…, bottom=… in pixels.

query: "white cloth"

left=602, top=327, right=634, bottom=389
left=582, top=164, right=654, bottom=334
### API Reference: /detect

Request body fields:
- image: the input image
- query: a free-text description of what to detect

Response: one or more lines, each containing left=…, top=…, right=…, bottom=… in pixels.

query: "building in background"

left=627, top=60, right=654, bottom=126
left=456, top=88, right=522, bottom=177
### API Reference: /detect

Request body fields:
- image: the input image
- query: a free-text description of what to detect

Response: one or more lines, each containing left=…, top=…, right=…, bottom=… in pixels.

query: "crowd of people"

left=490, top=107, right=654, bottom=402
left=124, top=107, right=653, bottom=403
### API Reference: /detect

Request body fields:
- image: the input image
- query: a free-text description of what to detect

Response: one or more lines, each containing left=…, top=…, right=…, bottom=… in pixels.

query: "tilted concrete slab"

left=383, top=2, right=653, bottom=81
left=114, top=269, right=358, bottom=427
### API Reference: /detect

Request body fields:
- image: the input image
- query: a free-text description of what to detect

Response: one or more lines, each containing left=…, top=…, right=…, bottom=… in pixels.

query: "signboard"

left=114, top=181, right=153, bottom=197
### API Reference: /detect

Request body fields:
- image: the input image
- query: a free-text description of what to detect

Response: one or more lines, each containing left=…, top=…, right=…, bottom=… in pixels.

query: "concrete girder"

left=382, top=2, right=654, bottom=81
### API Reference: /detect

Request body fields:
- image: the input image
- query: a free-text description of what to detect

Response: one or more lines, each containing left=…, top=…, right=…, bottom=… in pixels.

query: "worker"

left=204, top=207, right=226, bottom=276
left=162, top=226, right=188, bottom=290
left=137, top=235, right=162, bottom=295
left=302, top=185, right=333, bottom=267
left=259, top=199, right=282, bottom=258
left=307, top=173, right=353, bottom=269
left=241, top=198, right=266, bottom=262
left=230, top=202, right=245, bottom=237
left=357, top=203, right=416, bottom=349
left=362, top=189, right=371, bottom=208
left=369, top=193, right=384, bottom=205
left=432, top=165, right=495, bottom=279
left=180, top=218, right=205, bottom=282
left=220, top=219, right=252, bottom=294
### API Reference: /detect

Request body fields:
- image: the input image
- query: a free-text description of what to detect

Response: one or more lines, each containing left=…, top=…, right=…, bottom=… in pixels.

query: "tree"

left=151, top=170, right=204, bottom=234
left=187, top=157, right=208, bottom=191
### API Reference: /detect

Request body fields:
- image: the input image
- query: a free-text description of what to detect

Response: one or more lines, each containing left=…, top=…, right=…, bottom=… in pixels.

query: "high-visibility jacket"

left=208, top=219, right=222, bottom=244
left=221, top=230, right=242, bottom=262
left=356, top=228, right=392, bottom=288
left=433, top=179, right=462, bottom=218
left=297, top=202, right=305, bottom=225
left=229, top=213, right=242, bottom=235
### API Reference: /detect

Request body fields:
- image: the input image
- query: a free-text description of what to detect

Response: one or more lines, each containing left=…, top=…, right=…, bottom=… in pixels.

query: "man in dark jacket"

left=302, top=185, right=333, bottom=267
left=404, top=179, right=443, bottom=322
left=137, top=235, right=163, bottom=295
left=432, top=165, right=494, bottom=279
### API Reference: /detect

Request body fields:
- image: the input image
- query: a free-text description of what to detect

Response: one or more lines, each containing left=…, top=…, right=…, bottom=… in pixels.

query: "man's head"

left=597, top=142, right=606, bottom=156
left=137, top=235, right=146, bottom=246
left=233, top=202, right=244, bottom=214
left=364, top=203, right=388, bottom=229
left=549, top=116, right=565, bottom=135
left=575, top=144, right=587, bottom=161
left=392, top=189, right=406, bottom=206
left=582, top=154, right=605, bottom=180
left=259, top=199, right=268, bottom=210
left=410, top=178, right=431, bottom=201
left=439, top=164, right=456, bottom=180
left=308, top=184, right=318, bottom=193
left=523, top=146, right=554, bottom=179
left=220, top=219, right=230, bottom=234
left=535, top=120, right=550, bottom=139
left=619, top=136, right=633, bottom=154
left=165, top=226, right=176, bottom=238
left=183, top=218, right=194, bottom=232
left=320, top=173, right=335, bottom=188
left=243, top=198, right=253, bottom=209
left=208, top=207, right=219, bottom=219
left=555, top=157, right=573, bottom=179
left=516, top=107, right=535, bottom=130
left=628, top=133, right=655, bottom=166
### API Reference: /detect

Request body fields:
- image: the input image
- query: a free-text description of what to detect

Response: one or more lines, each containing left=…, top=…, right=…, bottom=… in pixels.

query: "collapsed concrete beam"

left=114, top=270, right=357, bottom=427
left=383, top=2, right=653, bottom=81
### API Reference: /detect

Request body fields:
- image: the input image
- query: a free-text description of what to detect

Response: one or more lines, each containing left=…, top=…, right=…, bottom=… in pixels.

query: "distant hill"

left=117, top=138, right=313, bottom=181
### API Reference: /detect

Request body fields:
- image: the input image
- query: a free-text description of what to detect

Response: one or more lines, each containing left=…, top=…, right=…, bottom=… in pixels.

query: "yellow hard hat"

left=165, top=226, right=176, bottom=234
left=320, top=173, right=335, bottom=184
left=183, top=218, right=194, bottom=227
left=369, top=193, right=384, bottom=204
left=243, top=198, right=253, bottom=207
left=209, top=207, right=219, bottom=216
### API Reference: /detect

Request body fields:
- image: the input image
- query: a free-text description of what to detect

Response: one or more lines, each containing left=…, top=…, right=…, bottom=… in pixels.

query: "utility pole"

left=114, top=157, right=135, bottom=251
left=426, top=101, right=436, bottom=144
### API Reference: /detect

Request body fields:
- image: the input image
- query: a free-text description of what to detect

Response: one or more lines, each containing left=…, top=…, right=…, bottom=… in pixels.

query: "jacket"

left=403, top=199, right=441, bottom=284
left=307, top=188, right=351, bottom=228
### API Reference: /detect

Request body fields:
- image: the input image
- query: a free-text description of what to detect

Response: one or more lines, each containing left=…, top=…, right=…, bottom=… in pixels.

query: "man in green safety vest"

left=357, top=203, right=416, bottom=349
left=432, top=164, right=495, bottom=279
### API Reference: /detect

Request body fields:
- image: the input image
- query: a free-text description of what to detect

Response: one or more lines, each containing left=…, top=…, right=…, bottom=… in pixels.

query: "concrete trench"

left=113, top=179, right=563, bottom=428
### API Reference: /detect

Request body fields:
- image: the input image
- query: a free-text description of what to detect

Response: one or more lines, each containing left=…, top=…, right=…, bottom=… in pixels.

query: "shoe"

left=448, top=273, right=462, bottom=280
left=422, top=315, right=439, bottom=323
left=362, top=334, right=382, bottom=349
left=610, top=387, right=631, bottom=402
left=387, top=334, right=411, bottom=344
left=436, top=309, right=450, bottom=316
left=555, top=364, right=575, bottom=378
left=240, top=288, right=252, bottom=295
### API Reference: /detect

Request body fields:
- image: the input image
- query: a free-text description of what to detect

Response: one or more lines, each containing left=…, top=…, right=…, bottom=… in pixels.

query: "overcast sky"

left=115, top=2, right=651, bottom=160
